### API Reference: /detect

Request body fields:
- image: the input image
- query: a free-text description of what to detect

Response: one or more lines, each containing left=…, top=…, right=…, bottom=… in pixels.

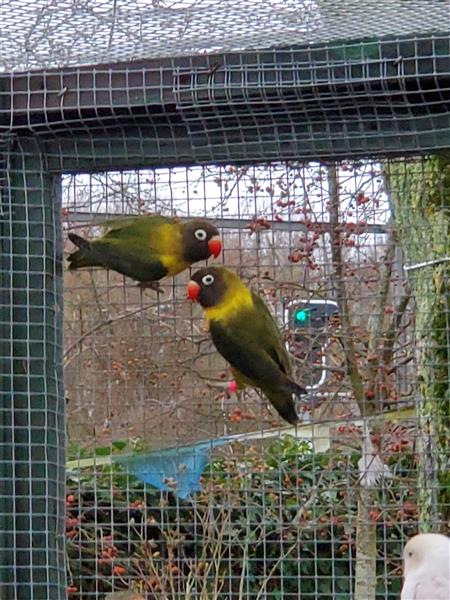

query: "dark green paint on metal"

left=0, top=138, right=66, bottom=599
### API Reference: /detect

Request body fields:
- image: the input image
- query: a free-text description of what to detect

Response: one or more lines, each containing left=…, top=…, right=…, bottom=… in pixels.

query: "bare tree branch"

left=327, top=164, right=366, bottom=413
left=64, top=304, right=158, bottom=364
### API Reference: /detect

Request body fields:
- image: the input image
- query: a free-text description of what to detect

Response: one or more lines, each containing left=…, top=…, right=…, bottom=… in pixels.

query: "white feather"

left=401, top=533, right=450, bottom=600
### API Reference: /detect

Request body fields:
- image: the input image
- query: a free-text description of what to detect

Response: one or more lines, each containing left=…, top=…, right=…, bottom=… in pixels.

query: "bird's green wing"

left=90, top=237, right=168, bottom=281
left=209, top=295, right=291, bottom=388
left=85, top=216, right=175, bottom=281
left=210, top=318, right=282, bottom=389
left=250, top=292, right=292, bottom=375
left=100, top=215, right=175, bottom=240
left=210, top=295, right=303, bottom=424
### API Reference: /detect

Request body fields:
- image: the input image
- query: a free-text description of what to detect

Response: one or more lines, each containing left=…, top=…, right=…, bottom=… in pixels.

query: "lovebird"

left=187, top=266, right=308, bottom=424
left=67, top=216, right=222, bottom=289
left=401, top=533, right=450, bottom=599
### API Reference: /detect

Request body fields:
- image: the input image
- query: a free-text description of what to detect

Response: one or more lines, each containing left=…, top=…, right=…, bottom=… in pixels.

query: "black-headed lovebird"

left=187, top=266, right=307, bottom=425
left=67, top=216, right=222, bottom=289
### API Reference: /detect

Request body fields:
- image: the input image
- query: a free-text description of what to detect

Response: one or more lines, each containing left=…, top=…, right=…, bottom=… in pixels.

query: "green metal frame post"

left=0, top=137, right=66, bottom=599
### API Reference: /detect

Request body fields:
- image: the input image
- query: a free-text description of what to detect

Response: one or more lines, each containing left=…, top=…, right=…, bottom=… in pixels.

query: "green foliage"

left=66, top=437, right=417, bottom=599
left=386, top=156, right=450, bottom=525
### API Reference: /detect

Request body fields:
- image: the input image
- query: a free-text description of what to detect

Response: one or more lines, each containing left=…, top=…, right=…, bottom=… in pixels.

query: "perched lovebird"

left=187, top=266, right=307, bottom=424
left=401, top=533, right=450, bottom=600
left=67, top=216, right=222, bottom=289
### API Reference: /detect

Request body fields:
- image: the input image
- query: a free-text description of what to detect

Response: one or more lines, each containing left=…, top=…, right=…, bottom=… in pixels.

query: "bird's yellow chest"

left=152, top=224, right=187, bottom=275
left=163, top=255, right=189, bottom=276
left=204, top=287, right=254, bottom=325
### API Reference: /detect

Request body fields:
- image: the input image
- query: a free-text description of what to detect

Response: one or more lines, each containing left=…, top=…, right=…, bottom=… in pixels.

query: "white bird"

left=401, top=533, right=450, bottom=600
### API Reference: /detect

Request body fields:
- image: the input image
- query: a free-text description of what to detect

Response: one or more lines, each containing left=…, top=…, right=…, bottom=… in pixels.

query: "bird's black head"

left=181, top=220, right=222, bottom=263
left=187, top=266, right=228, bottom=307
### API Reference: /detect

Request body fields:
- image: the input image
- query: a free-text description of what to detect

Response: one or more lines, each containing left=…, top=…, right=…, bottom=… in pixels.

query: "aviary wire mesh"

left=0, top=1, right=449, bottom=600
left=1, top=0, right=448, bottom=70
left=61, top=162, right=411, bottom=600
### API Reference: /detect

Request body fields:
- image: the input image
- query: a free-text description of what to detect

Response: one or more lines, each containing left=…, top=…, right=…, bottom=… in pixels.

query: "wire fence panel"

left=1, top=0, right=448, bottom=70
left=0, top=2, right=449, bottom=600
left=61, top=159, right=447, bottom=599
left=5, top=33, right=450, bottom=163
left=0, top=139, right=66, bottom=599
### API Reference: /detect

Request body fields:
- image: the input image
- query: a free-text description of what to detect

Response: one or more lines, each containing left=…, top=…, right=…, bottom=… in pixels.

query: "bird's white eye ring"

left=202, top=274, right=214, bottom=286
left=194, top=229, right=207, bottom=241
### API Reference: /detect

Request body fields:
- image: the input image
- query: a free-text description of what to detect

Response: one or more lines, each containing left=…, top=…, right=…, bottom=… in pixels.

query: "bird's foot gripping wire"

left=136, top=281, right=164, bottom=294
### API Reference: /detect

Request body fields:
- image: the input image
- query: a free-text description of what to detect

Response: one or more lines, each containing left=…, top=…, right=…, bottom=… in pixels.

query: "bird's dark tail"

left=67, top=232, right=96, bottom=270
left=267, top=379, right=309, bottom=425
left=290, top=380, right=308, bottom=398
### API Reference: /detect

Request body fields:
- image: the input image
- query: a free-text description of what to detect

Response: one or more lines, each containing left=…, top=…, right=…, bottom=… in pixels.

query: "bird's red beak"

left=208, top=236, right=222, bottom=259
left=187, top=280, right=201, bottom=301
